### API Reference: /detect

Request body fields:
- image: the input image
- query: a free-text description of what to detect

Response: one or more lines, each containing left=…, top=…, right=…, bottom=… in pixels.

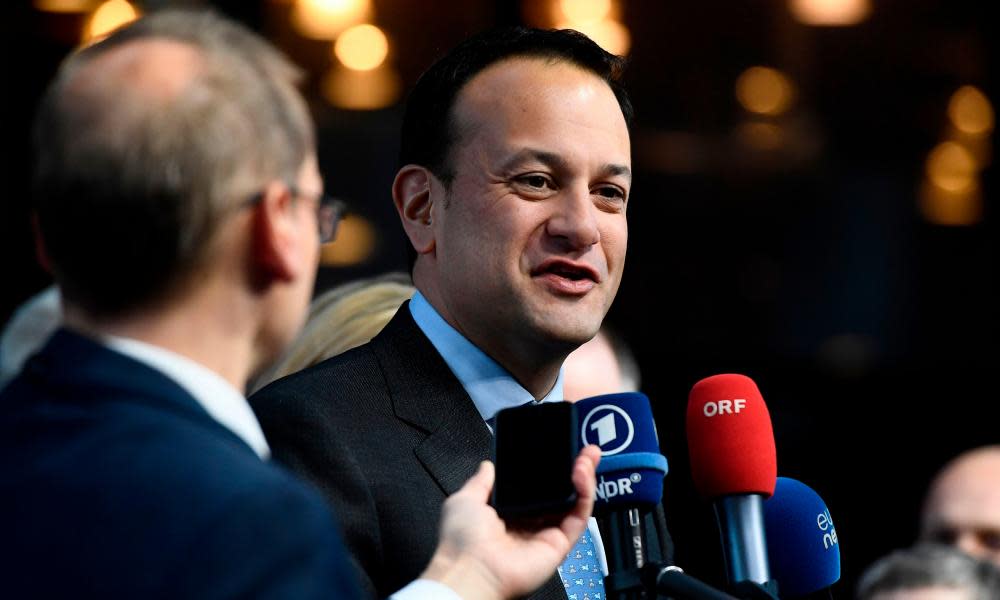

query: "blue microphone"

left=576, top=393, right=669, bottom=599
left=576, top=392, right=669, bottom=513
left=764, top=477, right=841, bottom=598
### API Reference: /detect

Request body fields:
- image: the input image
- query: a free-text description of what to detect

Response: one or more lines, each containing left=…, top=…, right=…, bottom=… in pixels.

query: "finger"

left=455, top=460, right=495, bottom=504
left=574, top=444, right=600, bottom=500
left=580, top=444, right=602, bottom=472
left=559, top=445, right=600, bottom=542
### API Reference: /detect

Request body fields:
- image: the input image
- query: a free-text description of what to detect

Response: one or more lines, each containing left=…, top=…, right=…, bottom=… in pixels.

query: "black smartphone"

left=491, top=401, right=579, bottom=524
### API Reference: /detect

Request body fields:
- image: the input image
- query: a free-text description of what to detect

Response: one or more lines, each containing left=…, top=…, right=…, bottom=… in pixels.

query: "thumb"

left=457, top=460, right=495, bottom=504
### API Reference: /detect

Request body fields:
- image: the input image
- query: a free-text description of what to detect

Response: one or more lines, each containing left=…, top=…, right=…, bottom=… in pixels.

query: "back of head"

left=857, top=544, right=1000, bottom=600
left=250, top=273, right=415, bottom=391
left=33, top=9, right=314, bottom=319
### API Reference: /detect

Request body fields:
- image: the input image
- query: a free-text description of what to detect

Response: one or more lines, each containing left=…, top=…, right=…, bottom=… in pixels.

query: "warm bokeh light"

left=919, top=179, right=982, bottom=226
left=291, top=0, right=370, bottom=40
left=945, top=131, right=992, bottom=170
left=735, top=66, right=795, bottom=116
left=789, top=0, right=871, bottom=25
left=736, top=121, right=785, bottom=151
left=320, top=215, right=377, bottom=266
left=84, top=0, right=138, bottom=43
left=333, top=24, right=388, bottom=71
left=948, top=86, right=995, bottom=137
left=556, top=18, right=631, bottom=56
left=322, top=64, right=401, bottom=110
left=925, top=141, right=977, bottom=193
left=559, top=0, right=612, bottom=24
left=34, top=0, right=96, bottom=13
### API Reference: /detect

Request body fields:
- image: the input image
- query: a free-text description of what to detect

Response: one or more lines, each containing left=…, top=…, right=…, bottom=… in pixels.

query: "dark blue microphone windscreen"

left=764, top=477, right=841, bottom=597
left=576, top=393, right=668, bottom=510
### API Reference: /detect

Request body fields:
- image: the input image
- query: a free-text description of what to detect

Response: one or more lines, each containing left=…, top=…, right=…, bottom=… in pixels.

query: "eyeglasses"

left=292, top=186, right=348, bottom=244
left=244, top=185, right=349, bottom=244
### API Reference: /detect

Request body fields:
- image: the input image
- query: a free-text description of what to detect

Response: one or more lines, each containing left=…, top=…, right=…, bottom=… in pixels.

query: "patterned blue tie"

left=557, top=529, right=605, bottom=600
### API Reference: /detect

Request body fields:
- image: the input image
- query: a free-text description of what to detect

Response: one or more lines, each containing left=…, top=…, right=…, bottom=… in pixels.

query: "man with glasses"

left=0, top=10, right=599, bottom=599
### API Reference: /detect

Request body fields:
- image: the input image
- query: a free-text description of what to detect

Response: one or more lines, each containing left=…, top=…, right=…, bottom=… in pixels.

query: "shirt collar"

left=101, top=334, right=271, bottom=460
left=408, top=291, right=564, bottom=424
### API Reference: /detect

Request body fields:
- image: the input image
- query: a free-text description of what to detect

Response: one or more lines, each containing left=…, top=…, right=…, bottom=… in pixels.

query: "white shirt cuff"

left=389, top=578, right=464, bottom=600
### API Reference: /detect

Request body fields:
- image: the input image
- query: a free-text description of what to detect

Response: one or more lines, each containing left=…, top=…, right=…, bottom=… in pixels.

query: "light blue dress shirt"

left=409, top=291, right=609, bottom=576
left=409, top=291, right=566, bottom=423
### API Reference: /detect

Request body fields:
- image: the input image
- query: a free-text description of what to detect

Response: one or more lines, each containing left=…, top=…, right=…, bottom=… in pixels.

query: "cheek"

left=602, top=221, right=628, bottom=265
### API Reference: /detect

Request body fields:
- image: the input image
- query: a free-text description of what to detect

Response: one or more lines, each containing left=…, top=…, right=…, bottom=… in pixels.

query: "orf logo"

left=581, top=404, right=635, bottom=455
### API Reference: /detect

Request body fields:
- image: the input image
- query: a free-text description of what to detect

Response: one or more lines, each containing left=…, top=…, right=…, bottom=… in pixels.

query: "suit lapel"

left=369, top=308, right=570, bottom=600
left=369, top=306, right=493, bottom=495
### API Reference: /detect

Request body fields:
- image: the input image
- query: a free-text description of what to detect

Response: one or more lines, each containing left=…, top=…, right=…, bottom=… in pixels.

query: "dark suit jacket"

left=0, top=329, right=359, bottom=599
left=251, top=306, right=573, bottom=599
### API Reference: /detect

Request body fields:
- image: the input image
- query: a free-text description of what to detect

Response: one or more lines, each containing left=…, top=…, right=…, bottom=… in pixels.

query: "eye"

left=512, top=173, right=557, bottom=197
left=519, top=175, right=552, bottom=189
left=593, top=185, right=628, bottom=208
left=927, top=528, right=958, bottom=545
left=978, top=529, right=1000, bottom=551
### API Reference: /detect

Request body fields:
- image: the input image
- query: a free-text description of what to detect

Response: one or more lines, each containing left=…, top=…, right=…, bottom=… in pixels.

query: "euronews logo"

left=580, top=404, right=635, bottom=455
left=596, top=472, right=642, bottom=501
left=817, top=509, right=838, bottom=550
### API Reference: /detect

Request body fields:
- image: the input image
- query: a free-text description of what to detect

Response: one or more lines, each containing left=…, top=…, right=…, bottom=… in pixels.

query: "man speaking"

left=252, top=26, right=637, bottom=599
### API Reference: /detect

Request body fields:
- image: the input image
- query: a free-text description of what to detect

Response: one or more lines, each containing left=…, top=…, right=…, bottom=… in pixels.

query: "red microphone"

left=687, top=374, right=778, bottom=590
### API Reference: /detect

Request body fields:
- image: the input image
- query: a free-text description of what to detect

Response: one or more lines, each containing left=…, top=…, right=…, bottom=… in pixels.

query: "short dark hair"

left=397, top=26, right=632, bottom=269
left=400, top=26, right=631, bottom=180
left=33, top=10, right=313, bottom=318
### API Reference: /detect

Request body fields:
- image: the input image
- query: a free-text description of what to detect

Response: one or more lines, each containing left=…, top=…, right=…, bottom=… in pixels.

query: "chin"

left=534, top=319, right=600, bottom=349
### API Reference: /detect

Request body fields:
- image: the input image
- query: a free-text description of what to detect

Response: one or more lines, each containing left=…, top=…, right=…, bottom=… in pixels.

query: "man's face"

left=921, top=450, right=1000, bottom=566
left=425, top=58, right=630, bottom=358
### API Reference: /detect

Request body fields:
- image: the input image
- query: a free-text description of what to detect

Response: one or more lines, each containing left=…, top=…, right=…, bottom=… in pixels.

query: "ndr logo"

left=817, top=509, right=838, bottom=550
left=596, top=473, right=641, bottom=501
left=580, top=405, right=635, bottom=455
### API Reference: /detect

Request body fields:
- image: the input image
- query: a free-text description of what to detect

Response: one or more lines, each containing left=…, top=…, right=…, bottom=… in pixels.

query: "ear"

left=392, top=165, right=438, bottom=256
left=251, top=181, right=305, bottom=284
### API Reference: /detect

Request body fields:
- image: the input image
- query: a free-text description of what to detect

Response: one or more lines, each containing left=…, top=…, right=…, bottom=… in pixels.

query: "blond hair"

left=250, top=273, right=414, bottom=392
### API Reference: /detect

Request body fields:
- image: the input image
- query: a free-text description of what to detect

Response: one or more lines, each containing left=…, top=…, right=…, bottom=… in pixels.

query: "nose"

left=545, top=186, right=600, bottom=250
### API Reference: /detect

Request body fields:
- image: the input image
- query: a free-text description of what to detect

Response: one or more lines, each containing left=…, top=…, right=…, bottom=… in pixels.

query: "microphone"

left=576, top=392, right=669, bottom=599
left=578, top=393, right=669, bottom=514
left=686, top=374, right=777, bottom=590
left=764, top=477, right=840, bottom=599
left=578, top=393, right=746, bottom=600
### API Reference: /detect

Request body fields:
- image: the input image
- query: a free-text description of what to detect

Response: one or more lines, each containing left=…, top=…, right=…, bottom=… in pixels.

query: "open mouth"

left=546, top=264, right=594, bottom=281
left=532, top=260, right=600, bottom=286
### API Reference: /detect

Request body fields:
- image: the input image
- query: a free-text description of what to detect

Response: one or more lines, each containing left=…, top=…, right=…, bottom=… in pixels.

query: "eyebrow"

left=499, top=148, right=632, bottom=183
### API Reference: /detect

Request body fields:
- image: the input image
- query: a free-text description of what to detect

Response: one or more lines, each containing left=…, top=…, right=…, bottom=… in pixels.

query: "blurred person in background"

left=251, top=25, right=649, bottom=600
left=249, top=272, right=414, bottom=393
left=920, top=446, right=1000, bottom=567
left=856, top=544, right=1000, bottom=600
left=0, top=285, right=60, bottom=389
left=562, top=323, right=640, bottom=401
left=0, top=9, right=599, bottom=599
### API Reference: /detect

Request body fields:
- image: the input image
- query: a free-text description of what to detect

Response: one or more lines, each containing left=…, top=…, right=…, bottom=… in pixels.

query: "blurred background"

left=5, top=0, right=997, bottom=595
